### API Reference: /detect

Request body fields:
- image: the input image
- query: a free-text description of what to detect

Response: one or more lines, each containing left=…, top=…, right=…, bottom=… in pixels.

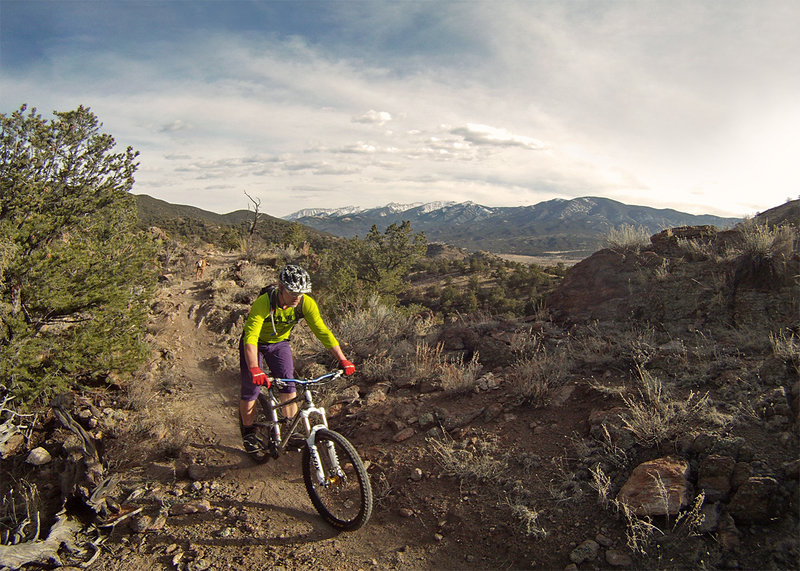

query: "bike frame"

left=266, top=372, right=345, bottom=486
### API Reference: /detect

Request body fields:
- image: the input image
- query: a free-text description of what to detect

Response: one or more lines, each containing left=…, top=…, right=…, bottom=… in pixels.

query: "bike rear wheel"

left=302, top=428, right=373, bottom=531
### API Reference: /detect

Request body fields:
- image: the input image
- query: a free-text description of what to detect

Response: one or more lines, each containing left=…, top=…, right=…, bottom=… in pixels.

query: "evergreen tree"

left=1, top=104, right=157, bottom=402
left=320, top=221, right=426, bottom=306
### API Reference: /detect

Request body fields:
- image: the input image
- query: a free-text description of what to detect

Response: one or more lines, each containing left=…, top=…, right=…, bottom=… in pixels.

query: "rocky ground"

left=2, top=211, right=799, bottom=570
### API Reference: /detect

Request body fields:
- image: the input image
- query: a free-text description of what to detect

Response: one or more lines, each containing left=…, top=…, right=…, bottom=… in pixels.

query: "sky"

left=2, top=1, right=798, bottom=219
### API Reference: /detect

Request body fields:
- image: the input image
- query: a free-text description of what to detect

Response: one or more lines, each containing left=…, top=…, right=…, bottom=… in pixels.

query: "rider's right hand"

left=249, top=367, right=270, bottom=387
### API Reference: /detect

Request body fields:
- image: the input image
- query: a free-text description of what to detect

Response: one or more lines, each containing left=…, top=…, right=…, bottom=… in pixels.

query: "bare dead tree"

left=244, top=190, right=263, bottom=238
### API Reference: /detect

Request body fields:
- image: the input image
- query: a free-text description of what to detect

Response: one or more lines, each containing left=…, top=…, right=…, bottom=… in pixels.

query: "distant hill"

left=285, top=197, right=742, bottom=257
left=754, top=199, right=800, bottom=227
left=134, top=194, right=333, bottom=248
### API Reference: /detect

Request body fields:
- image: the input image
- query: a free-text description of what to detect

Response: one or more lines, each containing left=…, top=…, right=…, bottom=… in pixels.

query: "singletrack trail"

left=120, top=253, right=426, bottom=570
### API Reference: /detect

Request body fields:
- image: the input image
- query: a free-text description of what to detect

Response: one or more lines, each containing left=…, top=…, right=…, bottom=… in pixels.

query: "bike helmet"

left=279, top=264, right=312, bottom=293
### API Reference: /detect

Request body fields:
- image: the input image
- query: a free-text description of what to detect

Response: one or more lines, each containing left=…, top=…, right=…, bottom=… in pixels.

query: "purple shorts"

left=239, top=337, right=295, bottom=401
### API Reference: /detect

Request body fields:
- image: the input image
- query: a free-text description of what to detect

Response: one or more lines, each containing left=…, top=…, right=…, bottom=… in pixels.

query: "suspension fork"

left=300, top=393, right=343, bottom=485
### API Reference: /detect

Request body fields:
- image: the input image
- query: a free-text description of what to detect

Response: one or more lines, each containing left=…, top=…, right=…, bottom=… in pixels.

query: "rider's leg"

left=279, top=391, right=298, bottom=419
left=239, top=336, right=261, bottom=432
left=262, top=340, right=297, bottom=418
left=240, top=398, right=257, bottom=427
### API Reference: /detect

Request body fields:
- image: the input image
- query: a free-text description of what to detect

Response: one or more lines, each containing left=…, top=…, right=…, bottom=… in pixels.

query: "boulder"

left=728, top=476, right=784, bottom=524
left=616, top=456, right=691, bottom=516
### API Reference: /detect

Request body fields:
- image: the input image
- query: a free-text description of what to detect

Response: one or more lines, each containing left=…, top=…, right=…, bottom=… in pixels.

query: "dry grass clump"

left=605, top=224, right=652, bottom=252
left=439, top=353, right=483, bottom=394
left=237, top=262, right=271, bottom=291
left=429, top=434, right=550, bottom=539
left=621, top=365, right=718, bottom=447
left=428, top=434, right=508, bottom=483
left=507, top=501, right=548, bottom=538
left=770, top=328, right=800, bottom=374
left=613, top=499, right=661, bottom=555
left=676, top=235, right=736, bottom=263
left=506, top=344, right=569, bottom=406
left=404, top=341, right=483, bottom=393
left=113, top=394, right=193, bottom=464
left=738, top=219, right=797, bottom=259
left=611, top=491, right=707, bottom=559
left=589, top=463, right=613, bottom=507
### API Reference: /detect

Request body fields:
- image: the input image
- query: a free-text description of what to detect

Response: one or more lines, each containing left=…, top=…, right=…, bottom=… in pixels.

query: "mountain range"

left=284, top=197, right=741, bottom=257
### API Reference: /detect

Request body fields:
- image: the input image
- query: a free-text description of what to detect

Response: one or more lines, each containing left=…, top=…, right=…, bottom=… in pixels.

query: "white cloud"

left=353, top=110, right=392, bottom=125
left=451, top=123, right=547, bottom=150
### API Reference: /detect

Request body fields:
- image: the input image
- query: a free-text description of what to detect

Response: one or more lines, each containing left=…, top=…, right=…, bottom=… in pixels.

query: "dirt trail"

left=102, top=254, right=428, bottom=570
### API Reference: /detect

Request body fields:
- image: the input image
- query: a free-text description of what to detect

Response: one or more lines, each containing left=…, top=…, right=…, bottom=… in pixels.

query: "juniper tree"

left=0, top=104, right=157, bottom=403
left=320, top=221, right=427, bottom=306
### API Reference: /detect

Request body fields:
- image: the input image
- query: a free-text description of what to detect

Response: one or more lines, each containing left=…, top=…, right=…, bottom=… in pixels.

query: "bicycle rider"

left=239, top=264, right=355, bottom=454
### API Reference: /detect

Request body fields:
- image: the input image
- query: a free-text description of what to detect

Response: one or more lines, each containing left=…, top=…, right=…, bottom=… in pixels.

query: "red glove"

left=339, top=359, right=356, bottom=376
left=249, top=367, right=270, bottom=387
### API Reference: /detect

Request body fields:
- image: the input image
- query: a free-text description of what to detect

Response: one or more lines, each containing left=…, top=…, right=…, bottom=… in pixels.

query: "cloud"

left=159, top=119, right=193, bottom=133
left=352, top=110, right=392, bottom=125
left=451, top=124, right=547, bottom=150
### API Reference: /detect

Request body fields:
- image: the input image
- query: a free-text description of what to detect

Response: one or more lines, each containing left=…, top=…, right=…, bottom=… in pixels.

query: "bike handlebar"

left=271, top=370, right=343, bottom=389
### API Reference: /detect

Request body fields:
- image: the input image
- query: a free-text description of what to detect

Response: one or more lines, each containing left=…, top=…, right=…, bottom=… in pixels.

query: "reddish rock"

left=616, top=456, right=691, bottom=516
left=393, top=427, right=415, bottom=442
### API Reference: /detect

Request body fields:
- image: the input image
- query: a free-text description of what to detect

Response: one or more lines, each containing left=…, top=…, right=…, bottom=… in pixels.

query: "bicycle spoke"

left=302, top=429, right=372, bottom=531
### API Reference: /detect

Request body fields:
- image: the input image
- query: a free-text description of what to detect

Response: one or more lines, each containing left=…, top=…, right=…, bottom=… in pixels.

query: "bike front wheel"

left=302, top=428, right=373, bottom=531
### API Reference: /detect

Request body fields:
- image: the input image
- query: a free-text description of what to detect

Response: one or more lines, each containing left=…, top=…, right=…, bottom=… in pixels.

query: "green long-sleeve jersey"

left=242, top=290, right=339, bottom=349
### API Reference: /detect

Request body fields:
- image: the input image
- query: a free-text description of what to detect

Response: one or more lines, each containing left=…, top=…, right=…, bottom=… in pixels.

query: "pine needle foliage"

left=1, top=104, right=158, bottom=404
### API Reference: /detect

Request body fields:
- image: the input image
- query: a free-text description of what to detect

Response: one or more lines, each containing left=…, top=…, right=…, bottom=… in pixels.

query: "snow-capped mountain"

left=284, top=197, right=741, bottom=257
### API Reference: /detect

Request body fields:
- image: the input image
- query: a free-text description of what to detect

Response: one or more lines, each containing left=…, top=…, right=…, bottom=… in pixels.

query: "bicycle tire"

left=302, top=428, right=373, bottom=531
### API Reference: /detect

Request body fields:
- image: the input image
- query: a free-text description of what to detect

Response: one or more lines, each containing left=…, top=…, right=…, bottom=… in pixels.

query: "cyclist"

left=239, top=264, right=355, bottom=454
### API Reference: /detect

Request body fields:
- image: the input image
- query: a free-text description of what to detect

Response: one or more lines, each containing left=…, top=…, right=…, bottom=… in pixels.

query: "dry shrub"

left=439, top=353, right=483, bottom=395
left=210, top=278, right=240, bottom=307
left=739, top=220, right=796, bottom=258
left=359, top=350, right=396, bottom=381
left=333, top=295, right=412, bottom=360
left=506, top=345, right=568, bottom=406
left=734, top=221, right=799, bottom=288
left=770, top=329, right=800, bottom=374
left=237, top=263, right=270, bottom=291
left=112, top=396, right=193, bottom=464
left=621, top=365, right=717, bottom=447
left=428, top=435, right=507, bottom=483
left=605, top=224, right=651, bottom=252
left=509, top=327, right=543, bottom=358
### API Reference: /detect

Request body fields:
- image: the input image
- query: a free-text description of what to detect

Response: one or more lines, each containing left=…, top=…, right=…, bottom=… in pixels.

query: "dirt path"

left=98, top=254, right=432, bottom=570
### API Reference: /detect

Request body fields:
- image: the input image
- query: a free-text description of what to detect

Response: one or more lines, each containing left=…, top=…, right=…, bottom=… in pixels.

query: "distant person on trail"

left=195, top=258, right=207, bottom=278
left=239, top=264, right=355, bottom=454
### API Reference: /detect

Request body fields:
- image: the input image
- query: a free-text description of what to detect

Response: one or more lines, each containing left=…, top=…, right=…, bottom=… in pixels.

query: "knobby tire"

left=302, top=428, right=373, bottom=531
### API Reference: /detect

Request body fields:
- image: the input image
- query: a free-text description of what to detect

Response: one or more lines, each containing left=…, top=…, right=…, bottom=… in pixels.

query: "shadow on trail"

left=147, top=498, right=342, bottom=547
left=189, top=441, right=310, bottom=478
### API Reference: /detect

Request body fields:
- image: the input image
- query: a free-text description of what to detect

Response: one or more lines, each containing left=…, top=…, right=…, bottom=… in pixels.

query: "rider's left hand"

left=339, top=359, right=356, bottom=376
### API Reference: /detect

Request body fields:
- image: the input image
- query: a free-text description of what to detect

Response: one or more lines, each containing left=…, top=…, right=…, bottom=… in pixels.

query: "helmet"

left=278, top=264, right=312, bottom=294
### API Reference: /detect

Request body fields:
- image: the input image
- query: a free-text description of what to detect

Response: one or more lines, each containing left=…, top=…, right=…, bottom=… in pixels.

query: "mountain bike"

left=242, top=370, right=373, bottom=531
